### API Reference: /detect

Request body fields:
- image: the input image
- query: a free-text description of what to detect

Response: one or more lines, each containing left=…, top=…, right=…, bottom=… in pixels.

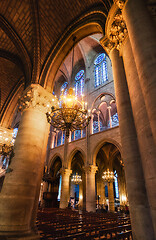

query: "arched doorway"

left=70, top=151, right=85, bottom=210
left=96, top=142, right=127, bottom=212
left=42, top=156, right=62, bottom=208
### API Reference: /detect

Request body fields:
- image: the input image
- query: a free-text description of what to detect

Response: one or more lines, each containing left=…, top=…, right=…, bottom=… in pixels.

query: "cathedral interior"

left=0, top=0, right=156, bottom=240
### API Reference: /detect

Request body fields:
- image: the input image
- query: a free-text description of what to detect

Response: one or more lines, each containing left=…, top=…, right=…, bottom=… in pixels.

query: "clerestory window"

left=94, top=53, right=108, bottom=88
left=75, top=70, right=84, bottom=96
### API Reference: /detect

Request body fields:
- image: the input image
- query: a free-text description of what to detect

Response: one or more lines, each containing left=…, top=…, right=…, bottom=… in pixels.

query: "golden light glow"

left=0, top=126, right=14, bottom=156
left=46, top=88, right=91, bottom=137
left=102, top=169, right=115, bottom=182
left=71, top=173, right=82, bottom=185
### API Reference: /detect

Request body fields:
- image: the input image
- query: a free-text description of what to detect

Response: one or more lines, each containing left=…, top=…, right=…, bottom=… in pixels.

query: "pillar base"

left=0, top=230, right=40, bottom=240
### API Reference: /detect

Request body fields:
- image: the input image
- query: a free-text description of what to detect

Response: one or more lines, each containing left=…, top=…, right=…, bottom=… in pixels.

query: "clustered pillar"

left=59, top=168, right=72, bottom=209
left=0, top=84, right=55, bottom=239
left=100, top=0, right=156, bottom=239
left=85, top=165, right=98, bottom=212
left=107, top=181, right=115, bottom=212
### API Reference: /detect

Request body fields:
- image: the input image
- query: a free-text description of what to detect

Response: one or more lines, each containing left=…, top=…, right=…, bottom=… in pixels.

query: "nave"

left=37, top=208, right=132, bottom=240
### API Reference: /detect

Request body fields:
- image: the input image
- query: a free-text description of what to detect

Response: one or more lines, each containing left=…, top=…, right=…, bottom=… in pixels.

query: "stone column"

left=122, top=37, right=156, bottom=235
left=100, top=180, right=105, bottom=205
left=85, top=165, right=98, bottom=212
left=55, top=131, right=58, bottom=147
left=81, top=129, right=83, bottom=138
left=79, top=182, right=83, bottom=209
left=97, top=179, right=105, bottom=205
left=51, top=132, right=56, bottom=149
left=109, top=48, right=155, bottom=240
left=0, top=84, right=57, bottom=239
left=107, top=106, right=112, bottom=128
left=90, top=114, right=93, bottom=134
left=82, top=171, right=86, bottom=210
left=61, top=131, right=63, bottom=145
left=40, top=181, right=48, bottom=207
left=74, top=131, right=75, bottom=141
left=107, top=181, right=115, bottom=212
left=96, top=179, right=100, bottom=203
left=97, top=112, right=100, bottom=132
left=48, top=183, right=52, bottom=192
left=69, top=131, right=71, bottom=142
left=59, top=168, right=72, bottom=208
left=122, top=0, right=156, bottom=144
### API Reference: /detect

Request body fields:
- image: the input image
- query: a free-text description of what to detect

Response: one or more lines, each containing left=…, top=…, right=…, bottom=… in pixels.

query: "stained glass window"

left=75, top=70, right=84, bottom=96
left=75, top=130, right=81, bottom=140
left=93, top=120, right=103, bottom=133
left=94, top=53, right=108, bottom=88
left=57, top=175, right=62, bottom=201
left=114, top=170, right=119, bottom=198
left=111, top=113, right=119, bottom=127
left=61, top=82, right=68, bottom=95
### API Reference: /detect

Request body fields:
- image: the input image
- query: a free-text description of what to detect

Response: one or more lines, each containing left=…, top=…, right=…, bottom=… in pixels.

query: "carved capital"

left=18, top=84, right=58, bottom=114
left=100, top=36, right=115, bottom=54
left=60, top=168, right=72, bottom=176
left=109, top=11, right=128, bottom=50
left=84, top=165, right=98, bottom=174
left=113, top=0, right=126, bottom=9
left=102, top=10, right=128, bottom=53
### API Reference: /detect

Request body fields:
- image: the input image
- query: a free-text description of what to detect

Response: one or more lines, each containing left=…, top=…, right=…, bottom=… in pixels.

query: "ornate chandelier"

left=46, top=88, right=91, bottom=137
left=71, top=173, right=82, bottom=185
left=102, top=169, right=115, bottom=183
left=0, top=126, right=14, bottom=156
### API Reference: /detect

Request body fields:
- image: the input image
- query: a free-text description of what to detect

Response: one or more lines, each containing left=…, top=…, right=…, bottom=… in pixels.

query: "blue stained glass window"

left=114, top=170, right=119, bottom=198
left=93, top=120, right=102, bottom=133
left=94, top=53, right=108, bottom=88
left=57, top=175, right=62, bottom=201
left=105, top=185, right=108, bottom=198
left=61, top=82, right=68, bottom=95
left=75, top=130, right=81, bottom=140
left=111, top=113, right=119, bottom=127
left=75, top=70, right=84, bottom=96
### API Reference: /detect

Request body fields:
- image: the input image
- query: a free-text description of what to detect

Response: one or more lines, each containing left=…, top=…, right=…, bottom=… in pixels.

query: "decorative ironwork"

left=46, top=88, right=91, bottom=137
left=102, top=169, right=115, bottom=183
left=71, top=173, right=82, bottom=185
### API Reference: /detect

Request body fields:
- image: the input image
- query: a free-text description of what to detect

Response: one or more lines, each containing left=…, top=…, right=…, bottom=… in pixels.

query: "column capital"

left=100, top=36, right=115, bottom=55
left=113, top=0, right=126, bottom=9
left=84, top=165, right=98, bottom=174
left=60, top=168, right=72, bottom=176
left=18, top=84, right=58, bottom=114
left=100, top=9, right=128, bottom=54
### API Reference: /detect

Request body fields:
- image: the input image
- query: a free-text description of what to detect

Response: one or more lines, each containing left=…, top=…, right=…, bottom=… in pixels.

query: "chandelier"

left=0, top=126, right=14, bottom=156
left=71, top=173, right=82, bottom=185
left=102, top=169, right=115, bottom=183
left=46, top=88, right=91, bottom=137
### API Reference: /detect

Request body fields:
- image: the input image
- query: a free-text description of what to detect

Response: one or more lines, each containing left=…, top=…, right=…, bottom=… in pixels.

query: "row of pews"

left=37, top=208, right=133, bottom=240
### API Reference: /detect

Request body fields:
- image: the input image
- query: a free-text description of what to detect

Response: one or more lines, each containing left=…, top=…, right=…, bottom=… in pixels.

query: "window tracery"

left=94, top=53, right=108, bottom=87
left=75, top=70, right=84, bottom=96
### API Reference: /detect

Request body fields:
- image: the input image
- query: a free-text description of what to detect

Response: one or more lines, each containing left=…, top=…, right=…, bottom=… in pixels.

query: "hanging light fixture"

left=46, top=37, right=91, bottom=137
left=46, top=88, right=90, bottom=137
left=102, top=169, right=115, bottom=183
left=0, top=126, right=14, bottom=156
left=71, top=173, right=82, bottom=185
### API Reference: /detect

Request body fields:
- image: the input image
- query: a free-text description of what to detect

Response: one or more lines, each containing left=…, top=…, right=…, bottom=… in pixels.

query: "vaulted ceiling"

left=0, top=0, right=114, bottom=123
left=0, top=0, right=154, bottom=126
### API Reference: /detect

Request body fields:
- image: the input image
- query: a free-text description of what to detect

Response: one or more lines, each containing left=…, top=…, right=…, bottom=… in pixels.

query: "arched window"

left=75, top=70, right=84, bottom=96
left=61, top=82, right=68, bottom=95
left=94, top=53, right=108, bottom=88
left=114, top=170, right=119, bottom=198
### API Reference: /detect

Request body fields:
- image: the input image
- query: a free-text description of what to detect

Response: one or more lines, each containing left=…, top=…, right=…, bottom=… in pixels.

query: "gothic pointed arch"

left=39, top=7, right=107, bottom=91
left=0, top=14, right=32, bottom=84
